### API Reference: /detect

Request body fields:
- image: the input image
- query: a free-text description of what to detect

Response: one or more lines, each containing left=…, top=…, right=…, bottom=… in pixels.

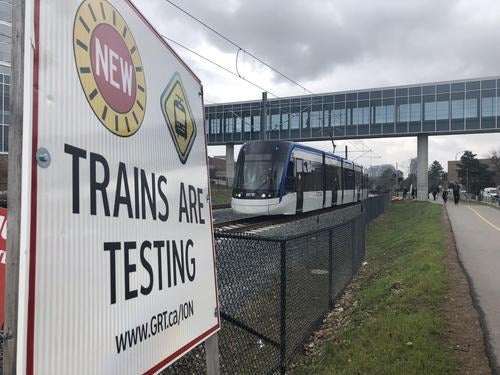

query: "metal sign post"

left=4, top=0, right=26, bottom=373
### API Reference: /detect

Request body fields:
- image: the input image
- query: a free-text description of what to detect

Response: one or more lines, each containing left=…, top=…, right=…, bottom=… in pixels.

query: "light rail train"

left=231, top=141, right=368, bottom=215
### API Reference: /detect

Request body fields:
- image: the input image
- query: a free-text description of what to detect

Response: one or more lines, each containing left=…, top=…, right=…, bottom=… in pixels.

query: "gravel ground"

left=212, top=208, right=259, bottom=224
left=248, top=204, right=362, bottom=239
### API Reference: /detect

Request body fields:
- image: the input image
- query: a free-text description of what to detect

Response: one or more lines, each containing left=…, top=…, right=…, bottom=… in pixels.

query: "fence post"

left=328, top=229, right=333, bottom=308
left=205, top=333, right=220, bottom=375
left=279, top=240, right=287, bottom=374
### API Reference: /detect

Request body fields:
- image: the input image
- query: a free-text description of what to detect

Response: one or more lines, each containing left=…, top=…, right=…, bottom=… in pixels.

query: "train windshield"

left=234, top=153, right=285, bottom=194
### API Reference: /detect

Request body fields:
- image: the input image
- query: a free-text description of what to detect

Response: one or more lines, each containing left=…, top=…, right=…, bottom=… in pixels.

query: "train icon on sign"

left=161, top=73, right=197, bottom=164
left=174, top=95, right=188, bottom=139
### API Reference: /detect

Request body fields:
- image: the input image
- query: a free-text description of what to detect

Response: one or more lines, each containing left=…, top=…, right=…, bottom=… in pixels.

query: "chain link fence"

left=164, top=193, right=390, bottom=374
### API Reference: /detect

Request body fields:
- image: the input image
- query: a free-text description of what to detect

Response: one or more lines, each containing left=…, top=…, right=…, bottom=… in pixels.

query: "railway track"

left=214, top=202, right=359, bottom=233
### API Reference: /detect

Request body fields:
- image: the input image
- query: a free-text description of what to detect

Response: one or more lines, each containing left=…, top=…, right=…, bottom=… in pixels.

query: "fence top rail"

left=215, top=213, right=364, bottom=243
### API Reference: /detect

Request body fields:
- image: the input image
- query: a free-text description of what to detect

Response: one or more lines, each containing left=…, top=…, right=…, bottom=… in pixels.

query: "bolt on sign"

left=17, top=0, right=219, bottom=373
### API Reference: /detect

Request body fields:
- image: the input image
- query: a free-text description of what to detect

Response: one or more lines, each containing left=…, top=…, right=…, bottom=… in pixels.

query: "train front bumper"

left=231, top=194, right=296, bottom=215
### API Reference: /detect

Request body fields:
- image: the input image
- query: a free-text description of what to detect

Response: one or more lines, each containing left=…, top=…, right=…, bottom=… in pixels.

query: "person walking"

left=442, top=189, right=448, bottom=204
left=452, top=183, right=460, bottom=205
left=432, top=189, right=437, bottom=201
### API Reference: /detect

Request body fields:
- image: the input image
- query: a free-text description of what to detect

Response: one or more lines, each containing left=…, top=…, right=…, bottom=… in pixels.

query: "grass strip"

left=210, top=183, right=232, bottom=206
left=294, top=201, right=455, bottom=375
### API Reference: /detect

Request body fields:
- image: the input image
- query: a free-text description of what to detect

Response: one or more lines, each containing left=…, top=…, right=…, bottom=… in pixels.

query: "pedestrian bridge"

left=205, top=77, right=500, bottom=145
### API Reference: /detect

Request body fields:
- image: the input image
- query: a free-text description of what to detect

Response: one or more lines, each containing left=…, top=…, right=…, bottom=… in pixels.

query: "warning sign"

left=161, top=73, right=197, bottom=164
left=19, top=0, right=219, bottom=374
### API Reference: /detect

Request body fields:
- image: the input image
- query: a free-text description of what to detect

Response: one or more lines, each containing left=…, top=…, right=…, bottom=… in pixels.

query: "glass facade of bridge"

left=205, top=78, right=500, bottom=144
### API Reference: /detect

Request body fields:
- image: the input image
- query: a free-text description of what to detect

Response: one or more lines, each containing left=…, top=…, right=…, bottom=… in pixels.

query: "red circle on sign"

left=90, top=24, right=137, bottom=113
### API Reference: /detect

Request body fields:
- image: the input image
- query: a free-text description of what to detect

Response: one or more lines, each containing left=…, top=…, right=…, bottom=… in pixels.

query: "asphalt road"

left=446, top=202, right=500, bottom=372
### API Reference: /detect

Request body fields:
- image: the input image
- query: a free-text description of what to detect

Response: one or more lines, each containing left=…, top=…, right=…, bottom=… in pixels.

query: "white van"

left=483, top=187, right=499, bottom=198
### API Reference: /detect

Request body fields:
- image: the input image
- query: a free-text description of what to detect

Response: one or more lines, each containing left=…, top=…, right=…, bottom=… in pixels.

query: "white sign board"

left=22, top=0, right=219, bottom=373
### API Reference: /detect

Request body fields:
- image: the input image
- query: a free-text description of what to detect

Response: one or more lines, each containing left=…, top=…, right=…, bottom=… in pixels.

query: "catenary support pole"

left=4, top=0, right=26, bottom=373
left=261, top=91, right=267, bottom=140
left=417, top=134, right=428, bottom=201
left=225, top=143, right=234, bottom=186
left=205, top=334, right=220, bottom=375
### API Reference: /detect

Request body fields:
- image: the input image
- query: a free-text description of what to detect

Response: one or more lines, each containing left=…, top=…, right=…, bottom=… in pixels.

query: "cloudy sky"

left=134, top=0, right=500, bottom=174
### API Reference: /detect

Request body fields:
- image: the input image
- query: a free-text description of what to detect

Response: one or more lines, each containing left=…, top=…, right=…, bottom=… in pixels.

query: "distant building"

left=409, top=158, right=418, bottom=176
left=208, top=156, right=227, bottom=182
left=448, top=159, right=500, bottom=186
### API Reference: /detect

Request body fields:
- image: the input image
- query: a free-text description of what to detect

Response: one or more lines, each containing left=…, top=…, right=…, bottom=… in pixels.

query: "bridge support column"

left=225, top=143, right=235, bottom=186
left=417, top=134, right=428, bottom=201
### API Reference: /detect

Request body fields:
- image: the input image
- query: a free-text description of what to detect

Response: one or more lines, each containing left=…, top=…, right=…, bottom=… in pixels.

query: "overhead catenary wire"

left=161, top=35, right=280, bottom=98
left=163, top=0, right=314, bottom=95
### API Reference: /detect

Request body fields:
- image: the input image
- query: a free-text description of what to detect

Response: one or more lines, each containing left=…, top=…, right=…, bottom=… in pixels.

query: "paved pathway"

left=446, top=202, right=500, bottom=372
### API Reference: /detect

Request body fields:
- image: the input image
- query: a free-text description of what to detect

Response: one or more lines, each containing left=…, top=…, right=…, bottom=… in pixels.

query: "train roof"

left=241, top=141, right=365, bottom=172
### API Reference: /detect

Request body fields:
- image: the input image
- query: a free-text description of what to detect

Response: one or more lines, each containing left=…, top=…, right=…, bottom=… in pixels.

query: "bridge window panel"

left=242, top=111, right=251, bottom=141
left=311, top=108, right=322, bottom=128
left=451, top=82, right=465, bottom=92
left=383, top=99, right=395, bottom=134
left=370, top=99, right=381, bottom=134
left=452, top=99, right=464, bottom=119
left=424, top=100, right=436, bottom=120
left=311, top=105, right=323, bottom=138
left=466, top=81, right=480, bottom=91
left=352, top=107, right=361, bottom=126
left=270, top=112, right=280, bottom=132
left=375, top=105, right=385, bottom=124
left=333, top=103, right=346, bottom=137
left=396, top=97, right=409, bottom=133
left=301, top=110, right=311, bottom=139
left=290, top=111, right=300, bottom=129
left=235, top=116, right=242, bottom=133
left=423, top=95, right=436, bottom=132
left=335, top=94, right=346, bottom=103
left=465, top=91, right=480, bottom=129
left=357, top=100, right=370, bottom=135
left=251, top=113, right=261, bottom=140
left=383, top=89, right=395, bottom=98
left=437, top=84, right=450, bottom=94
left=358, top=92, right=369, bottom=100
left=481, top=96, right=495, bottom=116
left=481, top=90, right=496, bottom=129
left=346, top=93, right=357, bottom=101
left=423, top=85, right=436, bottom=95
left=481, top=80, right=496, bottom=89
left=436, top=94, right=450, bottom=131
left=396, top=88, right=408, bottom=97
left=465, top=98, right=478, bottom=118
left=224, top=115, right=233, bottom=134
left=324, top=103, right=333, bottom=130
left=436, top=101, right=449, bottom=120
left=346, top=102, right=357, bottom=136
left=290, top=106, right=300, bottom=139
left=451, top=92, right=465, bottom=130
left=370, top=91, right=381, bottom=100
left=409, top=86, right=421, bottom=96
left=409, top=96, right=421, bottom=133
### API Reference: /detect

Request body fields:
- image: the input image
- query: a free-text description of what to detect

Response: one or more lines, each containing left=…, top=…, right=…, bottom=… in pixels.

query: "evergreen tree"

left=456, top=151, right=494, bottom=194
left=428, top=160, right=444, bottom=191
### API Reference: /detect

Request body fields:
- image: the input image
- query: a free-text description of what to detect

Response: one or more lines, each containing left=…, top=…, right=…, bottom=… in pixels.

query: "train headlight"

left=260, top=193, right=267, bottom=199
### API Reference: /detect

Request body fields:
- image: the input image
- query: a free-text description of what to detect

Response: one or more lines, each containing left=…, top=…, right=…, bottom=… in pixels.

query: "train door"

left=295, top=158, right=304, bottom=212
left=332, top=166, right=339, bottom=205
